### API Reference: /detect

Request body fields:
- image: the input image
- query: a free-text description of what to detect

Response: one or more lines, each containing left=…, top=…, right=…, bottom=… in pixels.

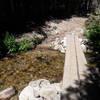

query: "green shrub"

left=85, top=14, right=100, bottom=54
left=2, top=32, right=43, bottom=54
left=85, top=13, right=100, bottom=28
left=20, top=38, right=33, bottom=43
left=3, top=32, right=32, bottom=53
left=85, top=26, right=100, bottom=41
left=18, top=43, right=30, bottom=51
left=18, top=38, right=31, bottom=51
left=3, top=32, right=18, bottom=53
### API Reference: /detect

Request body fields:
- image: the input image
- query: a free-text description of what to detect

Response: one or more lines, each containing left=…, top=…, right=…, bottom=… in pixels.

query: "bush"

left=85, top=13, right=100, bottom=54
left=0, top=32, right=43, bottom=56
left=18, top=38, right=31, bottom=51
left=18, top=43, right=30, bottom=51
left=85, top=26, right=100, bottom=40
left=3, top=32, right=18, bottom=53
left=3, top=32, right=32, bottom=53
left=85, top=13, right=100, bottom=28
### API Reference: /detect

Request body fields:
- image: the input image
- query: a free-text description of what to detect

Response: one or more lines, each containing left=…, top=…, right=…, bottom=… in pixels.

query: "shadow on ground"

left=61, top=54, right=100, bottom=100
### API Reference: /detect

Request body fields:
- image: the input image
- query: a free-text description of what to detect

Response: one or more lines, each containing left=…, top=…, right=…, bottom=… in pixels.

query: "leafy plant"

left=20, top=38, right=33, bottom=43
left=85, top=14, right=100, bottom=54
left=85, top=13, right=100, bottom=28
left=2, top=32, right=43, bottom=55
left=3, top=32, right=18, bottom=53
left=3, top=33, right=32, bottom=53
left=85, top=26, right=100, bottom=41
left=18, top=43, right=30, bottom=51
left=18, top=38, right=31, bottom=51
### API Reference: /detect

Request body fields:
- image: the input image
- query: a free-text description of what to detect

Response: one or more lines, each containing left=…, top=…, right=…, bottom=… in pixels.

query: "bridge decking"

left=63, top=34, right=87, bottom=89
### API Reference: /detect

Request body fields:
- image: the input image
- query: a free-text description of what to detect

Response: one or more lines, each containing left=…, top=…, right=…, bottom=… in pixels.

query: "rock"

left=58, top=45, right=65, bottom=53
left=29, top=79, right=50, bottom=89
left=79, top=38, right=88, bottom=52
left=19, top=79, right=61, bottom=100
left=19, top=86, right=38, bottom=100
left=10, top=95, right=18, bottom=100
left=51, top=37, right=67, bottom=53
left=38, top=87, right=60, bottom=100
left=0, top=86, right=16, bottom=100
left=15, top=31, right=45, bottom=49
left=54, top=45, right=59, bottom=50
left=81, top=44, right=87, bottom=52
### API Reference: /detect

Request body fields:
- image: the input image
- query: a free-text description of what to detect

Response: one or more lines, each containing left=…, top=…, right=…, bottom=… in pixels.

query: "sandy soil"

left=41, top=17, right=87, bottom=46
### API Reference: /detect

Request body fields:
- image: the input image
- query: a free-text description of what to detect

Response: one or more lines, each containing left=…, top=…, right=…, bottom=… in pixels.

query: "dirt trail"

left=41, top=17, right=87, bottom=46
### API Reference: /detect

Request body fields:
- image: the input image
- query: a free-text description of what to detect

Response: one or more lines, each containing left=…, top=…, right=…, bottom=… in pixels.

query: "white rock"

left=51, top=83, right=62, bottom=92
left=19, top=79, right=61, bottom=100
left=55, top=30, right=59, bottom=34
left=61, top=49, right=65, bottom=53
left=39, top=83, right=61, bottom=100
left=51, top=37, right=67, bottom=53
left=58, top=45, right=66, bottom=53
left=0, top=86, right=16, bottom=100
left=29, top=79, right=50, bottom=88
left=79, top=38, right=87, bottom=52
left=81, top=44, right=86, bottom=52
left=54, top=45, right=59, bottom=50
left=19, top=86, right=38, bottom=100
left=39, top=88, right=58, bottom=100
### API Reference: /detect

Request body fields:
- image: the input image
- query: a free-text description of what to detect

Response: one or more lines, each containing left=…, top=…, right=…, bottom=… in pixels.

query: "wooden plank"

left=75, top=36, right=87, bottom=80
left=62, top=34, right=87, bottom=89
left=63, top=35, right=78, bottom=89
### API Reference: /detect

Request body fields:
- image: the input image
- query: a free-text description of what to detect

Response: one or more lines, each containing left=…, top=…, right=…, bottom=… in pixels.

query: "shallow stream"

left=0, top=47, right=64, bottom=91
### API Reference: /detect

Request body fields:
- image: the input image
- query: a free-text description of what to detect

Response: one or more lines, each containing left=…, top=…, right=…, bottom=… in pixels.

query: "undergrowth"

left=1, top=32, right=43, bottom=55
left=84, top=12, right=100, bottom=54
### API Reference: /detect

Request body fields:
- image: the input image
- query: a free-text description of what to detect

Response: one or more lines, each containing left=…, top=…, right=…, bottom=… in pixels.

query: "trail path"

left=41, top=17, right=87, bottom=46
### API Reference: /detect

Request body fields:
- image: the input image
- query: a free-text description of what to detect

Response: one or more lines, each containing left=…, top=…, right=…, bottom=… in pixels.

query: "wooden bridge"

left=62, top=34, right=87, bottom=99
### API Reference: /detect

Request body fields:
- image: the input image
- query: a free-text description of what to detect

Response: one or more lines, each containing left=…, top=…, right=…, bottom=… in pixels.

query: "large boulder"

left=19, top=79, right=62, bottom=100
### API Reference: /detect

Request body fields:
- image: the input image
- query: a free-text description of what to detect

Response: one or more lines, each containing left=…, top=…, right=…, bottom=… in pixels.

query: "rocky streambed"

left=0, top=47, right=64, bottom=93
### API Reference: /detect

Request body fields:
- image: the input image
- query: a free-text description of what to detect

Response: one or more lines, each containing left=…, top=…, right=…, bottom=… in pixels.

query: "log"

left=0, top=86, right=16, bottom=100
